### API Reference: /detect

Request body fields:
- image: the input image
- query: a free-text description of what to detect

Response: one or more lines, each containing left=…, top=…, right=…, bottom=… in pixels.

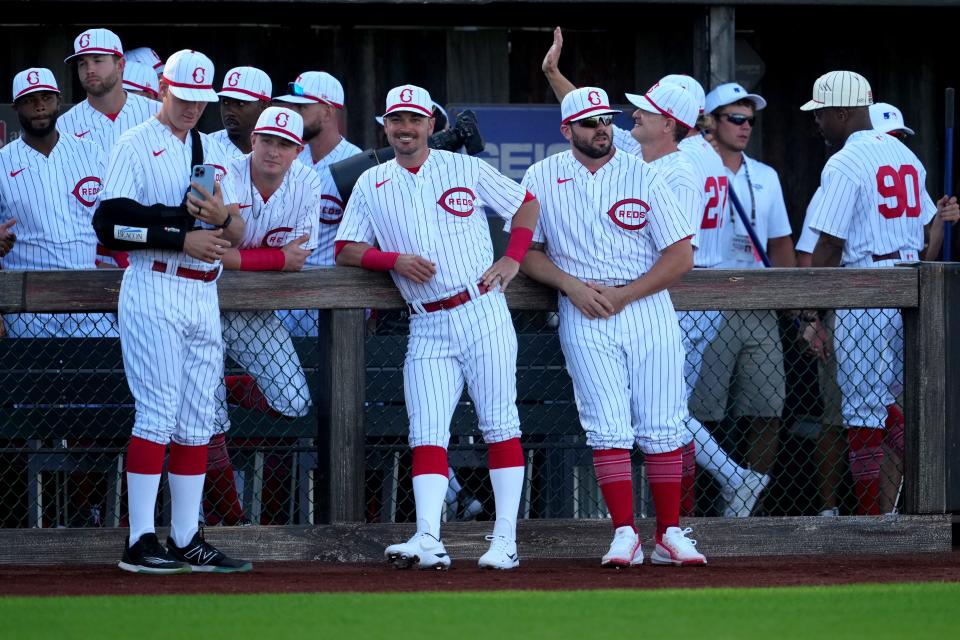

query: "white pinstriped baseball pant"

left=119, top=267, right=224, bottom=446
left=559, top=290, right=688, bottom=454
left=404, top=288, right=521, bottom=448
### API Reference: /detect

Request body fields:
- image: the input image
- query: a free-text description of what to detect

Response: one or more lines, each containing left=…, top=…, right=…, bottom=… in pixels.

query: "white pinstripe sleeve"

left=612, top=125, right=642, bottom=156
left=475, top=157, right=526, bottom=221
left=335, top=183, right=376, bottom=245
left=920, top=172, right=938, bottom=225
left=296, top=187, right=322, bottom=251
left=102, top=141, right=144, bottom=201
left=646, top=169, right=693, bottom=251
left=809, top=167, right=859, bottom=239
left=520, top=164, right=546, bottom=243
left=664, top=160, right=700, bottom=248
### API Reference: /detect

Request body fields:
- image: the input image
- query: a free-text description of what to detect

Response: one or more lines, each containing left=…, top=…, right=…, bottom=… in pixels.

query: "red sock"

left=680, top=440, right=697, bottom=517
left=203, top=434, right=245, bottom=524
left=592, top=449, right=634, bottom=530
left=646, top=448, right=682, bottom=542
left=225, top=375, right=284, bottom=418
left=847, top=428, right=884, bottom=516
left=884, top=404, right=905, bottom=460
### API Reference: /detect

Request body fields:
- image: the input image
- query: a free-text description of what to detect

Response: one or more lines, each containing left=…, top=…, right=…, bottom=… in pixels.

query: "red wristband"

left=504, top=226, right=534, bottom=263
left=334, top=240, right=350, bottom=259
left=239, top=248, right=286, bottom=271
left=361, top=247, right=400, bottom=272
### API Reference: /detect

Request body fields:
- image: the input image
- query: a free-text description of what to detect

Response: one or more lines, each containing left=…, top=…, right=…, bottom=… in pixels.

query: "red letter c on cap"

left=588, top=90, right=601, bottom=105
left=400, top=88, right=413, bottom=102
left=193, top=67, right=206, bottom=84
left=227, top=71, right=240, bottom=87
left=275, top=112, right=289, bottom=128
left=79, top=33, right=91, bottom=48
left=26, top=71, right=39, bottom=85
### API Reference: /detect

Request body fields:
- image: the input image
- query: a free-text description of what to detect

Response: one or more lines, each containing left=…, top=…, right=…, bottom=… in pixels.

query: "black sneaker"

left=166, top=529, right=253, bottom=573
left=118, top=533, right=191, bottom=575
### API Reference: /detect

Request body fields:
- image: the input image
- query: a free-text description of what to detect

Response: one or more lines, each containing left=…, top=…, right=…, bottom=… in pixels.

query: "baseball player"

left=335, top=84, right=539, bottom=570
left=0, top=68, right=113, bottom=340
left=798, top=95, right=957, bottom=514
left=803, top=70, right=958, bottom=515
left=122, top=62, right=160, bottom=101
left=125, top=47, right=164, bottom=78
left=540, top=28, right=765, bottom=518
left=204, top=106, right=319, bottom=526
left=520, top=86, right=706, bottom=567
left=58, top=28, right=160, bottom=156
left=209, top=66, right=272, bottom=158
left=94, top=49, right=250, bottom=573
left=276, top=71, right=363, bottom=336
left=689, top=82, right=796, bottom=510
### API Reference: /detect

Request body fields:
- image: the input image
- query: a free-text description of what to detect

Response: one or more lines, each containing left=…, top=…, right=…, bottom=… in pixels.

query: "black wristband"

left=217, top=213, right=233, bottom=230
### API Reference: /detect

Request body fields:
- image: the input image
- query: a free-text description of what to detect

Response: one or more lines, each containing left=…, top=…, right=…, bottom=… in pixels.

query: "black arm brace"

left=93, top=198, right=194, bottom=251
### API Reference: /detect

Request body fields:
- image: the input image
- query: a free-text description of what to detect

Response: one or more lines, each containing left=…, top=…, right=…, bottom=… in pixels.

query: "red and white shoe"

left=601, top=525, right=643, bottom=567
left=650, top=526, right=707, bottom=566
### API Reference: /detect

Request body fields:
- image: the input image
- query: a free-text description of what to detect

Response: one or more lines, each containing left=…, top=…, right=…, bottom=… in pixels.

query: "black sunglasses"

left=574, top=115, right=615, bottom=128
left=720, top=113, right=756, bottom=126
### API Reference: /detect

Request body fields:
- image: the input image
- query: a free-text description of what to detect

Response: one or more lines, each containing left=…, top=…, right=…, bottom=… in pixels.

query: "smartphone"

left=189, top=164, right=217, bottom=201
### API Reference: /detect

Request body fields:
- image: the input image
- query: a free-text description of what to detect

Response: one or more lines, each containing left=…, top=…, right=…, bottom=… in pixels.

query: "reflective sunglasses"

left=288, top=82, right=305, bottom=96
left=574, top=115, right=615, bottom=128
left=720, top=112, right=756, bottom=126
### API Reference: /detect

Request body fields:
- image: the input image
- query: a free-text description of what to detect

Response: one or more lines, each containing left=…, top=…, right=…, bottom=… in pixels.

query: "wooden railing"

left=1, top=264, right=957, bottom=520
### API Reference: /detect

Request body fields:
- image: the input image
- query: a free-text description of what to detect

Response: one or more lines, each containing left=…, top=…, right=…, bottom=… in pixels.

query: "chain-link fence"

left=0, top=301, right=905, bottom=528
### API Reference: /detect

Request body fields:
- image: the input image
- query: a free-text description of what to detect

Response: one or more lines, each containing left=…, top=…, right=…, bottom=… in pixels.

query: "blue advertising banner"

left=448, top=104, right=636, bottom=181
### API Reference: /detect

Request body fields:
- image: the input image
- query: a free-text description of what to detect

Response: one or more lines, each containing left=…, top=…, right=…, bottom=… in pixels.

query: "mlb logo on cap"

left=13, top=67, right=60, bottom=102
left=123, top=62, right=160, bottom=99
left=704, top=82, right=767, bottom=114
left=561, top=87, right=620, bottom=124
left=126, top=47, right=164, bottom=75
left=382, top=84, right=434, bottom=118
left=162, top=50, right=219, bottom=102
left=218, top=66, right=272, bottom=102
left=65, top=28, right=124, bottom=63
left=253, top=106, right=304, bottom=146
left=870, top=102, right=915, bottom=136
left=275, top=71, right=344, bottom=108
left=800, top=70, right=873, bottom=111
left=658, top=74, right=706, bottom=114
left=626, top=82, right=698, bottom=129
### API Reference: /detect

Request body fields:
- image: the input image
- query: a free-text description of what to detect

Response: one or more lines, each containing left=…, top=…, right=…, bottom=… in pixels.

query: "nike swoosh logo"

left=375, top=179, right=391, bottom=188
left=75, top=130, right=91, bottom=138
left=557, top=178, right=573, bottom=184
left=9, top=168, right=26, bottom=177
left=152, top=149, right=166, bottom=157
left=508, top=554, right=518, bottom=561
left=435, top=553, right=448, bottom=558
left=239, top=204, right=252, bottom=209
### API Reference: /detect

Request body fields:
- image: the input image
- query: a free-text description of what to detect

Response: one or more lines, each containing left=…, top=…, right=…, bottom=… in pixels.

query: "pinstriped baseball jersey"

left=208, top=129, right=246, bottom=160
left=718, top=154, right=792, bottom=269
left=306, top=166, right=345, bottom=267
left=224, top=155, right=320, bottom=251
left=649, top=150, right=701, bottom=249
left=0, top=135, right=104, bottom=270
left=101, top=117, right=239, bottom=273
left=297, top=136, right=362, bottom=172
left=678, top=135, right=728, bottom=267
left=612, top=125, right=643, bottom=156
left=521, top=149, right=692, bottom=282
left=56, top=92, right=160, bottom=155
left=335, top=149, right=527, bottom=303
left=808, top=130, right=936, bottom=265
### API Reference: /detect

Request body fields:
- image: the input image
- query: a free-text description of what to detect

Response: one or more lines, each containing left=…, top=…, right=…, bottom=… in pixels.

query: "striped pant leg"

left=834, top=307, right=896, bottom=429
left=455, top=293, right=521, bottom=444
left=119, top=269, right=186, bottom=445
left=627, top=296, right=688, bottom=455
left=172, top=281, right=224, bottom=446
left=557, top=296, right=633, bottom=450
left=405, top=312, right=462, bottom=449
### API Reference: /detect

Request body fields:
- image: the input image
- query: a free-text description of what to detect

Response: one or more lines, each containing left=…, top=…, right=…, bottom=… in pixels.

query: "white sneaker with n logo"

left=478, top=535, right=519, bottom=570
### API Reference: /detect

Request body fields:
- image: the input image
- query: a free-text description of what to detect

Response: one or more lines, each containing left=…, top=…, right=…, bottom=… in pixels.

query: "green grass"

left=3, top=583, right=958, bottom=639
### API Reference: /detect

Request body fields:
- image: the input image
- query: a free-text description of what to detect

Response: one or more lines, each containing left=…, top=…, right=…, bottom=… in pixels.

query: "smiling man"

left=336, top=84, right=539, bottom=571
left=94, top=49, right=250, bottom=574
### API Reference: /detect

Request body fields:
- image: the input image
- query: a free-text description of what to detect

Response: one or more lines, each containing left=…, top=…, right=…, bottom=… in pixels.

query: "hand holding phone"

left=189, top=164, right=216, bottom=202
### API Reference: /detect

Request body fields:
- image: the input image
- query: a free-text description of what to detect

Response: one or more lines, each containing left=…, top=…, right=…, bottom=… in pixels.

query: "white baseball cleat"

left=722, top=470, right=771, bottom=518
left=601, top=525, right=644, bottom=567
left=384, top=532, right=451, bottom=570
left=650, top=527, right=707, bottom=566
left=478, top=535, right=519, bottom=570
